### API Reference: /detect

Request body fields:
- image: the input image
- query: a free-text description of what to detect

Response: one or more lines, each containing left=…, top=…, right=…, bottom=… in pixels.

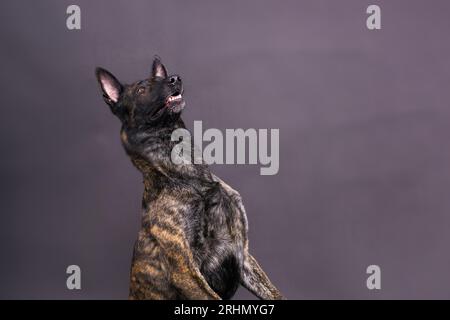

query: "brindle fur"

left=95, top=57, right=284, bottom=300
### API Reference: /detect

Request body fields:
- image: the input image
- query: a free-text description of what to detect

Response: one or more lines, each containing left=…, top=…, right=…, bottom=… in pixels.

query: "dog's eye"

left=137, top=87, right=145, bottom=95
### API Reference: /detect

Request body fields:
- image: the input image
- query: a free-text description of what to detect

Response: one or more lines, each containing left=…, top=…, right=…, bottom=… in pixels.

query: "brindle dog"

left=95, top=57, right=284, bottom=300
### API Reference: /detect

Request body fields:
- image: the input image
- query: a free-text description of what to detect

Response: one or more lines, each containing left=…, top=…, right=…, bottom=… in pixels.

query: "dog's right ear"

left=95, top=67, right=123, bottom=108
left=151, top=56, right=168, bottom=79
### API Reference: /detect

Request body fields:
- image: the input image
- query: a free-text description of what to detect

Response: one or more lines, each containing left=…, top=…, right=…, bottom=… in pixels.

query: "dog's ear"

left=95, top=67, right=123, bottom=107
left=151, top=56, right=168, bottom=79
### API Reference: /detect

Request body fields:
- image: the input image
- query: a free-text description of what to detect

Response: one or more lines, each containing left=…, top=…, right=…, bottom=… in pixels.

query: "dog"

left=95, top=56, right=284, bottom=300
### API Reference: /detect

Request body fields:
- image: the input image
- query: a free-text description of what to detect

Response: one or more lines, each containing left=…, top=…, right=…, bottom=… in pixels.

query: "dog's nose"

left=168, top=75, right=181, bottom=85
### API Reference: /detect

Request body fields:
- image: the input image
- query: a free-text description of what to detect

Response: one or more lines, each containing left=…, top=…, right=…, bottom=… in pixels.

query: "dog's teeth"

left=168, top=95, right=182, bottom=102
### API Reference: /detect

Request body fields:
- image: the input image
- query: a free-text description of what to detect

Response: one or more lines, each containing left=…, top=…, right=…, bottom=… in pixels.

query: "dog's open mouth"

left=165, top=91, right=185, bottom=113
left=149, top=91, right=185, bottom=120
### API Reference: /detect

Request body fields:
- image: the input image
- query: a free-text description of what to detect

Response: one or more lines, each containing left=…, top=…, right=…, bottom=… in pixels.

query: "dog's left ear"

left=95, top=67, right=123, bottom=108
left=151, top=56, right=168, bottom=79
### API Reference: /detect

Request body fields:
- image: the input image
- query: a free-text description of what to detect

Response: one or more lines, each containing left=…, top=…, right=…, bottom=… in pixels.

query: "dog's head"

left=95, top=56, right=185, bottom=130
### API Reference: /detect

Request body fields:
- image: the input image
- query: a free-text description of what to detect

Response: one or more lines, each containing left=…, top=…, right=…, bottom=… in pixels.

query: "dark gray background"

left=1, top=0, right=450, bottom=299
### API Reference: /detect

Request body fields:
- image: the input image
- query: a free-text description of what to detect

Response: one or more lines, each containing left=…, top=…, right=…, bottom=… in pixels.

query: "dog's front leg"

left=150, top=223, right=221, bottom=300
left=240, top=253, right=285, bottom=300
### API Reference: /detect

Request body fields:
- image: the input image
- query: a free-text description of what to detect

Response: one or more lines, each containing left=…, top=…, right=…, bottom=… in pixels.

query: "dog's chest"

left=186, top=186, right=244, bottom=260
left=185, top=190, right=244, bottom=299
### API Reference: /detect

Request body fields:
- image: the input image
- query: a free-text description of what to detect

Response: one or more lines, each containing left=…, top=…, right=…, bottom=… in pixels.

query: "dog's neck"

left=121, top=119, right=214, bottom=186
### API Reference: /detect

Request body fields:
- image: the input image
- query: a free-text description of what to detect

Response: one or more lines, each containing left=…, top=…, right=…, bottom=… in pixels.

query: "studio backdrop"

left=1, top=0, right=450, bottom=299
